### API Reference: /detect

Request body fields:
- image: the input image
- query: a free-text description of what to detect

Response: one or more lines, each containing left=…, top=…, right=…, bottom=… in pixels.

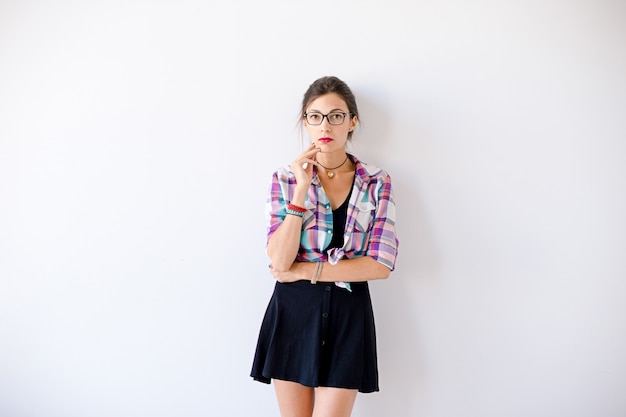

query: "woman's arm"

left=270, top=256, right=390, bottom=283
left=266, top=145, right=320, bottom=272
left=266, top=184, right=307, bottom=272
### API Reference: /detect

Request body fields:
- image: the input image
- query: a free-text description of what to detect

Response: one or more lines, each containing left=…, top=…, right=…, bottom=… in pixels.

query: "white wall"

left=1, top=1, right=625, bottom=416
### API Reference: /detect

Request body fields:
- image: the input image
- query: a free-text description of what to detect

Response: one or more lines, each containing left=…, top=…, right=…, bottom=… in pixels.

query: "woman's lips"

left=318, top=137, right=333, bottom=143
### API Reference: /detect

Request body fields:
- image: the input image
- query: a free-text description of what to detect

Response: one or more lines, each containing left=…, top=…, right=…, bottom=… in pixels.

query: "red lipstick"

left=318, top=137, right=333, bottom=143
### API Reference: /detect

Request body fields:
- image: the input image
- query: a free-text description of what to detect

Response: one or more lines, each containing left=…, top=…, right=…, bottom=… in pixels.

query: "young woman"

left=251, top=76, right=399, bottom=417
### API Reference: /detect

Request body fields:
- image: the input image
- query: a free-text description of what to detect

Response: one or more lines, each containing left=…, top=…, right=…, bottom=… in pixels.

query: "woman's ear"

left=349, top=115, right=358, bottom=131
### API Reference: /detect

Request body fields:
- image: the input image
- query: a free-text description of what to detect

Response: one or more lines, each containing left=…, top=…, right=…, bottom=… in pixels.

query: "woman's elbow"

left=372, top=262, right=391, bottom=280
left=267, top=250, right=290, bottom=273
left=267, top=254, right=293, bottom=273
left=378, top=267, right=391, bottom=280
left=271, top=263, right=292, bottom=273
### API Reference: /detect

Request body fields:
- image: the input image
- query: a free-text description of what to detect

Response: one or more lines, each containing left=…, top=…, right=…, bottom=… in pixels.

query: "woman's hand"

left=289, top=144, right=320, bottom=187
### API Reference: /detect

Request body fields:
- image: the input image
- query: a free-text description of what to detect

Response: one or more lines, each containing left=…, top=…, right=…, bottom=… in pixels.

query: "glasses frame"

left=303, top=111, right=352, bottom=126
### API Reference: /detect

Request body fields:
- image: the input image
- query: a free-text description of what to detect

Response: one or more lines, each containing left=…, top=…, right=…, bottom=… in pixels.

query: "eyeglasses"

left=303, top=111, right=351, bottom=126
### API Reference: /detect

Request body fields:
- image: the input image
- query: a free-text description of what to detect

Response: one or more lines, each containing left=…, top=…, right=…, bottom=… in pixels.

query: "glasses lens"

left=328, top=112, right=346, bottom=125
left=306, top=113, right=322, bottom=124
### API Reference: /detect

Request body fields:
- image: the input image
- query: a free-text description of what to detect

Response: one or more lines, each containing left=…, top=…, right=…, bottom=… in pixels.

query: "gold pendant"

left=327, top=171, right=334, bottom=178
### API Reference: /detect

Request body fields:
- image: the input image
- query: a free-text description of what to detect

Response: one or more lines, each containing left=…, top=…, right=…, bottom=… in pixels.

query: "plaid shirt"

left=266, top=154, right=399, bottom=281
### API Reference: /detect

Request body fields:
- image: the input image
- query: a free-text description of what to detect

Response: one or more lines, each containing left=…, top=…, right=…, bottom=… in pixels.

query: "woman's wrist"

left=290, top=189, right=307, bottom=207
left=311, top=261, right=323, bottom=284
left=293, top=262, right=318, bottom=281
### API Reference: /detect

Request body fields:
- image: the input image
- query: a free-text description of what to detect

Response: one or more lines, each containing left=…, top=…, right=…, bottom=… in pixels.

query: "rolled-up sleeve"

left=265, top=171, right=287, bottom=245
left=366, top=174, right=399, bottom=270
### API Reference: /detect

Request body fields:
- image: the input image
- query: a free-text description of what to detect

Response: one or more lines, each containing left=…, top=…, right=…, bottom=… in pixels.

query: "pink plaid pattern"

left=266, top=154, right=398, bottom=271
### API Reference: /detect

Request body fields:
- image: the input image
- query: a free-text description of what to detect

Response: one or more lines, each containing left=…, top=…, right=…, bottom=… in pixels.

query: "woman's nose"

left=320, top=116, right=332, bottom=128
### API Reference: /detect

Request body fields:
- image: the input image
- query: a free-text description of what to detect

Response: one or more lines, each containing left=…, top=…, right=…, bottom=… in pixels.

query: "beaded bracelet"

left=311, top=261, right=323, bottom=284
left=286, top=208, right=304, bottom=217
left=287, top=203, right=307, bottom=213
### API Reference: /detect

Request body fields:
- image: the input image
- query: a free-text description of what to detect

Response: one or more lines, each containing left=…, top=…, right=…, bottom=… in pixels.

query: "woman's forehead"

left=306, top=93, right=348, bottom=111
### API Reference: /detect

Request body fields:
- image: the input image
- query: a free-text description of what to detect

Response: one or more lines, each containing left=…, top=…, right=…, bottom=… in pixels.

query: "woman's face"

left=303, top=93, right=357, bottom=154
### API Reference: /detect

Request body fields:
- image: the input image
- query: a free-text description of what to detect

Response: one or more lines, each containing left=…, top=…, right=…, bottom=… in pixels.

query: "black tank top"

left=324, top=186, right=353, bottom=251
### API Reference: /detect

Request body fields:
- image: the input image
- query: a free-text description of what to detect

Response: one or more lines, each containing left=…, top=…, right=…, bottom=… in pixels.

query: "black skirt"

left=250, top=280, right=379, bottom=393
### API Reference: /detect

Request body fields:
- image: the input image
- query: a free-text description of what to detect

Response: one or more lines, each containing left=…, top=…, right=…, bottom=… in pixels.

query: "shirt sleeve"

left=366, top=173, right=399, bottom=270
left=265, top=170, right=287, bottom=246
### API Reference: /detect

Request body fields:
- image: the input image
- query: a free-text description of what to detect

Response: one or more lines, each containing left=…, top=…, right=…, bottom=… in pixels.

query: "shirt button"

left=327, top=230, right=331, bottom=234
left=321, top=340, right=326, bottom=346
left=325, top=286, right=331, bottom=291
left=326, top=204, right=330, bottom=209
left=322, top=312, right=328, bottom=318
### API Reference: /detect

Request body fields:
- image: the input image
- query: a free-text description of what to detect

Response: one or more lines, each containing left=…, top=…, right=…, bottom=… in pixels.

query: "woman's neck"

left=315, top=152, right=353, bottom=178
left=316, top=151, right=348, bottom=169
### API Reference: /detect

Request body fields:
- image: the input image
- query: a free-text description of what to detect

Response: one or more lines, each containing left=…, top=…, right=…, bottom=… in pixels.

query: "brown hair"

left=301, top=76, right=359, bottom=140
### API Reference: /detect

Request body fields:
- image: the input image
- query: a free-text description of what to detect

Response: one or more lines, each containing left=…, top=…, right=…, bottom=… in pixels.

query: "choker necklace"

left=317, top=155, right=349, bottom=178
